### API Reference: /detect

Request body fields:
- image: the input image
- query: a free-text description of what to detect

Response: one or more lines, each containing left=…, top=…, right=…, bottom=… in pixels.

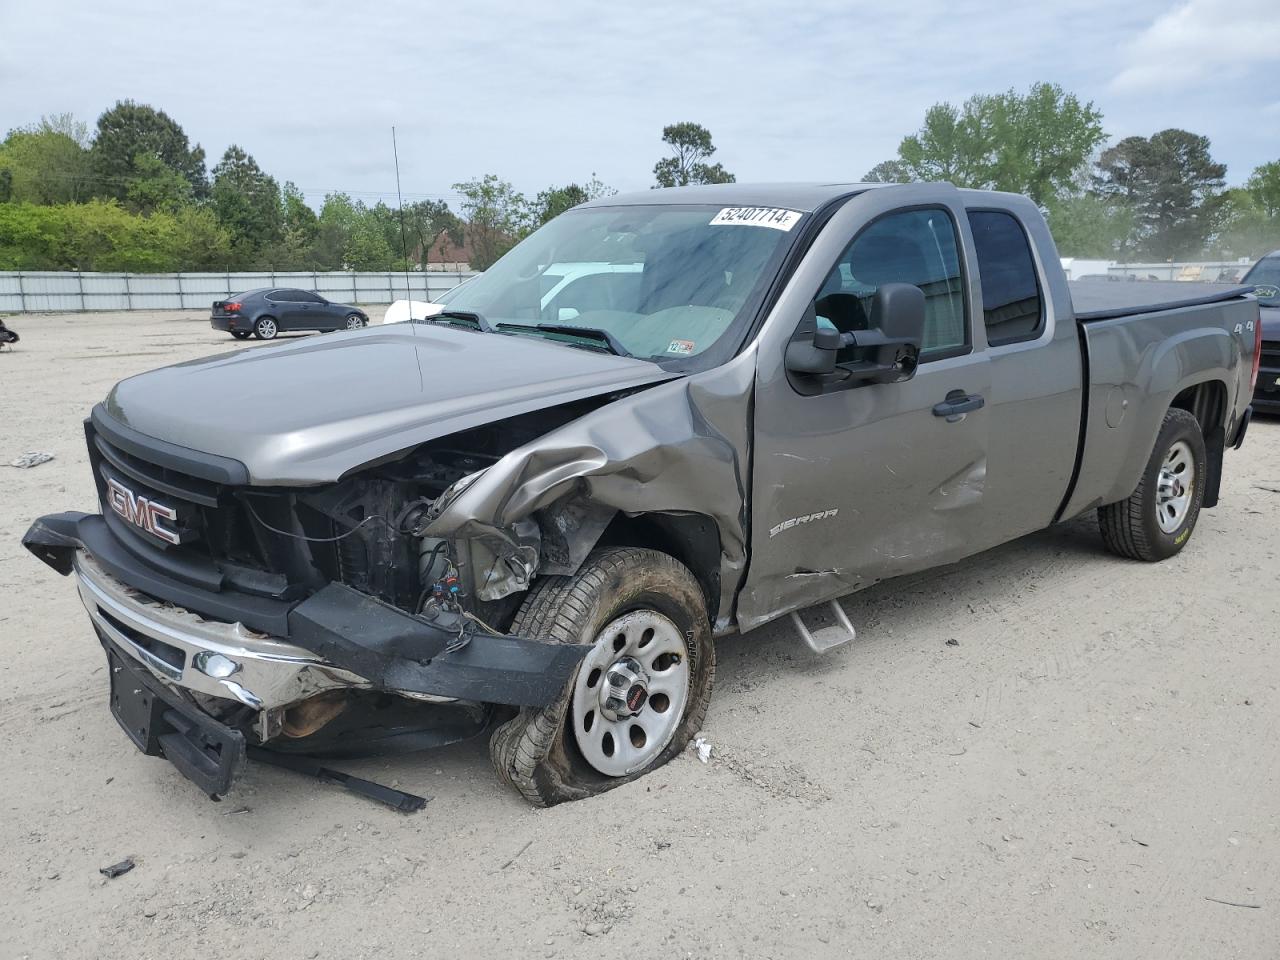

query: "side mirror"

left=786, top=283, right=926, bottom=386
left=784, top=320, right=841, bottom=375
left=852, top=282, right=925, bottom=383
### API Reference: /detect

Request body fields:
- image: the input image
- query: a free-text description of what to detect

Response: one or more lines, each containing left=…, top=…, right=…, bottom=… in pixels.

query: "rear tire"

left=230, top=331, right=251, bottom=340
left=254, top=316, right=278, bottom=340
left=1099, top=407, right=1205, bottom=561
left=489, top=547, right=714, bottom=807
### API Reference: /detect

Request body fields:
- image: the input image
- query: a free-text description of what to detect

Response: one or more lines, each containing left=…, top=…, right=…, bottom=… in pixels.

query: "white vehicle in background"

left=384, top=263, right=642, bottom=325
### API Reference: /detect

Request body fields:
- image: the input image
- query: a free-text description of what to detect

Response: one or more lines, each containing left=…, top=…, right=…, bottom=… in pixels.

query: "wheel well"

left=1170, top=380, right=1227, bottom=508
left=595, top=513, right=721, bottom=626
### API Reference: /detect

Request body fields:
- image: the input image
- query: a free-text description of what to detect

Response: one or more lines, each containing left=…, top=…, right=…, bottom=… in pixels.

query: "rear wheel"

left=345, top=313, right=366, bottom=330
left=1099, top=407, right=1206, bottom=561
left=254, top=316, right=278, bottom=340
left=230, top=331, right=251, bottom=340
left=489, top=547, right=714, bottom=807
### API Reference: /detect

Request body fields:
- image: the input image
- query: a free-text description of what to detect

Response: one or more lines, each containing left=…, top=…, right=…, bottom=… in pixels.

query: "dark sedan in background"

left=211, top=288, right=369, bottom=340
left=1245, top=251, right=1280, bottom=412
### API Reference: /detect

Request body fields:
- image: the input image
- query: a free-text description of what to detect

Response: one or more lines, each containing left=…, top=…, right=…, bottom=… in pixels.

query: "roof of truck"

left=583, top=182, right=886, bottom=212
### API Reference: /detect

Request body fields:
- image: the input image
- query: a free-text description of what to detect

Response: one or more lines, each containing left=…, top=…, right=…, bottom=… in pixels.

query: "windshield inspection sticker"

left=710, top=207, right=802, bottom=231
left=667, top=339, right=696, bottom=355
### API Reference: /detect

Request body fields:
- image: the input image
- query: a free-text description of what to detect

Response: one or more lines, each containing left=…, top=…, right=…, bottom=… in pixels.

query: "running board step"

left=789, top=601, right=857, bottom=653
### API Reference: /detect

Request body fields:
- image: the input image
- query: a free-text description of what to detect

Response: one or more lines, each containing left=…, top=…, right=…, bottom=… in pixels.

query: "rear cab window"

left=967, top=210, right=1044, bottom=345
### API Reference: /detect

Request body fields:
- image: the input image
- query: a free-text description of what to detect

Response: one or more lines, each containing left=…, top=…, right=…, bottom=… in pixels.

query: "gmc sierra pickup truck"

left=24, top=182, right=1260, bottom=808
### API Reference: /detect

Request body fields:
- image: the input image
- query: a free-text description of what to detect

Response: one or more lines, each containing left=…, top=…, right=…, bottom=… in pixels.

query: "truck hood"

left=104, top=324, right=677, bottom=485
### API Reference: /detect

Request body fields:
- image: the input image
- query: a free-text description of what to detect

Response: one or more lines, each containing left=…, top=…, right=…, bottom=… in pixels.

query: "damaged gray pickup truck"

left=24, top=182, right=1260, bottom=807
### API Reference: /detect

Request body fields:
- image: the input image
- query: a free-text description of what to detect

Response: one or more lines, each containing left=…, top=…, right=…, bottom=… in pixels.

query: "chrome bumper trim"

left=74, top=553, right=369, bottom=711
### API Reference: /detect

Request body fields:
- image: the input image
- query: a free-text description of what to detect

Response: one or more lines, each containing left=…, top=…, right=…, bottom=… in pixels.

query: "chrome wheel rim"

left=1156, top=439, right=1194, bottom=533
left=346, top=315, right=363, bottom=329
left=571, top=610, right=690, bottom=777
left=258, top=318, right=276, bottom=338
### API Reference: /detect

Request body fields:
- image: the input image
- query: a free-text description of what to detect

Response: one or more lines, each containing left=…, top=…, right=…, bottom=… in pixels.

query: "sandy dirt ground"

left=0, top=310, right=1277, bottom=960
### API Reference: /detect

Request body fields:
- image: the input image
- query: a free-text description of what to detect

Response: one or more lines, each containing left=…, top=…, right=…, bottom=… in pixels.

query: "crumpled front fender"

left=425, top=354, right=757, bottom=629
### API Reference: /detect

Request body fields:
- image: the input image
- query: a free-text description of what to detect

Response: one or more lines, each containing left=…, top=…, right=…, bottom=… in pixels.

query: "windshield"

left=1244, top=256, right=1280, bottom=305
left=432, top=204, right=804, bottom=364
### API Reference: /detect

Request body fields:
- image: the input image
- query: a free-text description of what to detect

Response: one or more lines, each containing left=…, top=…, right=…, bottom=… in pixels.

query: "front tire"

left=254, top=316, right=278, bottom=340
left=489, top=547, right=714, bottom=807
left=1099, top=407, right=1206, bottom=561
left=345, top=313, right=366, bottom=330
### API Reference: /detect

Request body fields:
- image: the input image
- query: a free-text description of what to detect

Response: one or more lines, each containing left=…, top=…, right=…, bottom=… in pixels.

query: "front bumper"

left=77, top=551, right=365, bottom=712
left=23, top=511, right=589, bottom=795
left=24, top=511, right=587, bottom=709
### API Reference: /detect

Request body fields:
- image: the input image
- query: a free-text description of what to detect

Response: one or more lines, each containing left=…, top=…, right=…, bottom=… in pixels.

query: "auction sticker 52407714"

left=709, top=207, right=802, bottom=231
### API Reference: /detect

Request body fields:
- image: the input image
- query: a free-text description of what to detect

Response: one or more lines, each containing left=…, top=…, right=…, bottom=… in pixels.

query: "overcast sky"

left=2, top=0, right=1277, bottom=207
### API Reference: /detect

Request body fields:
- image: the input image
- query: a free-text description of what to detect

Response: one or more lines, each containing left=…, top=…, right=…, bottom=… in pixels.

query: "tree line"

left=0, top=102, right=619, bottom=273
left=863, top=82, right=1279, bottom=261
left=0, top=89, right=1276, bottom=275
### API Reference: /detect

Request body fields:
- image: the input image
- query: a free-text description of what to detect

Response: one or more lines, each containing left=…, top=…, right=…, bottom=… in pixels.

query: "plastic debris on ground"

left=99, top=858, right=136, bottom=879
left=8, top=451, right=54, bottom=469
left=694, top=736, right=712, bottom=763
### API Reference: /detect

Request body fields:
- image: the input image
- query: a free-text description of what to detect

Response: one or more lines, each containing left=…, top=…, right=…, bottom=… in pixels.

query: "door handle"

left=932, top=390, right=984, bottom=419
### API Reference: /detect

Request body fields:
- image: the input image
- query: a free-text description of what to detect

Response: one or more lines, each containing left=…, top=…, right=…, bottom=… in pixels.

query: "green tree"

left=1209, top=188, right=1279, bottom=260
left=1095, top=129, right=1226, bottom=260
left=398, top=199, right=462, bottom=267
left=210, top=145, right=282, bottom=263
left=262, top=181, right=320, bottom=268
left=89, top=100, right=207, bottom=202
left=169, top=205, right=235, bottom=269
left=452, top=174, right=529, bottom=270
left=124, top=151, right=193, bottom=213
left=862, top=160, right=911, bottom=183
left=0, top=115, right=93, bottom=204
left=0, top=200, right=189, bottom=271
left=1245, top=160, right=1280, bottom=220
left=653, top=122, right=735, bottom=188
left=533, top=183, right=589, bottom=225
left=871, top=83, right=1105, bottom=204
left=1044, top=192, right=1136, bottom=258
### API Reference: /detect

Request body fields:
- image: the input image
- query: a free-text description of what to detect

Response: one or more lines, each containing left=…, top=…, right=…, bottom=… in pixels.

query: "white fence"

left=0, top=270, right=477, bottom=313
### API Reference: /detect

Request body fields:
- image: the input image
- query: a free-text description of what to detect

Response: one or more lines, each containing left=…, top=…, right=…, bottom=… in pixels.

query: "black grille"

left=86, top=420, right=300, bottom=599
left=1260, top=340, right=1280, bottom=368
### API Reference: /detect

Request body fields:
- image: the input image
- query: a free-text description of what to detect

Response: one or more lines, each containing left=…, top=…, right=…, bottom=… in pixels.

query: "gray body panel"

left=98, top=182, right=1256, bottom=636
left=104, top=323, right=675, bottom=485
left=1061, top=296, right=1254, bottom=518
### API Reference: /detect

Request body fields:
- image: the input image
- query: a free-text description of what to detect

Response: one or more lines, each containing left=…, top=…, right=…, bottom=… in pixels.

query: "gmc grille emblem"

left=106, top=477, right=181, bottom=545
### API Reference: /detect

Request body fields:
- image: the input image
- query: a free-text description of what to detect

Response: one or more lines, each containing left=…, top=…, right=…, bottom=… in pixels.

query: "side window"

left=816, top=208, right=967, bottom=358
left=265, top=289, right=287, bottom=302
left=967, top=210, right=1044, bottom=345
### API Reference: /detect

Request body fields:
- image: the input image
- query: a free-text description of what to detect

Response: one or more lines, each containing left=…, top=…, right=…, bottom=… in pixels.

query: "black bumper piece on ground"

left=105, top=639, right=246, bottom=798
left=23, top=511, right=588, bottom=709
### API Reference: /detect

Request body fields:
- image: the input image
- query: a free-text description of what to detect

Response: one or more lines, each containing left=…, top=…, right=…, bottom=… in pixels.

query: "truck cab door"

left=738, top=186, right=991, bottom=630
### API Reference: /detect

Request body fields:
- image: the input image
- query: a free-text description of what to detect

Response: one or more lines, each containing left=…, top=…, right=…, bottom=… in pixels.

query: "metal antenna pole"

left=392, top=126, right=411, bottom=300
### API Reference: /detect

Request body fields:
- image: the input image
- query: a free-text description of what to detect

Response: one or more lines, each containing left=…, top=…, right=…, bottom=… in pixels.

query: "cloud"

left=1111, top=0, right=1280, bottom=93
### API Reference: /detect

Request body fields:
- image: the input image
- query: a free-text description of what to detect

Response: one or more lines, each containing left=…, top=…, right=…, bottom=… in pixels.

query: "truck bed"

left=1069, top=281, right=1254, bottom=322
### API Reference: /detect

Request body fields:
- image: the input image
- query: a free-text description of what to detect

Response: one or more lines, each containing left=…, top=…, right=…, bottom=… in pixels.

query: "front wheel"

left=345, top=313, right=366, bottom=330
left=254, top=316, right=278, bottom=340
left=489, top=547, right=714, bottom=807
left=1099, top=407, right=1206, bottom=561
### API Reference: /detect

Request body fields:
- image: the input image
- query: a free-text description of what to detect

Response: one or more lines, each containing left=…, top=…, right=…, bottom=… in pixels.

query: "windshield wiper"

left=498, top=322, right=633, bottom=358
left=422, top=309, right=494, bottom=333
